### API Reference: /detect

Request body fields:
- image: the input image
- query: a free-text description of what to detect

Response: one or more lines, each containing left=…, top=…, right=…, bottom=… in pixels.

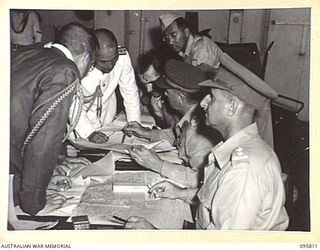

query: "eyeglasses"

left=88, top=63, right=95, bottom=72
left=162, top=32, right=177, bottom=43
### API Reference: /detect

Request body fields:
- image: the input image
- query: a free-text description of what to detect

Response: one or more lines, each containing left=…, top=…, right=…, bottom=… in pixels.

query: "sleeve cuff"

left=159, top=159, right=168, bottom=176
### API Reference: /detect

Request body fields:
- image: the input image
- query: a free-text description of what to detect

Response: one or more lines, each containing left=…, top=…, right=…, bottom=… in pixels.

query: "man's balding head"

left=94, top=28, right=119, bottom=73
left=57, top=22, right=97, bottom=57
left=56, top=22, right=97, bottom=78
left=95, top=28, right=118, bottom=48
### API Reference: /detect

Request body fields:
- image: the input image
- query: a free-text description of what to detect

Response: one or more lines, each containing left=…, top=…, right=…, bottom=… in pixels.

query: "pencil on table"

left=121, top=131, right=126, bottom=143
left=112, top=215, right=128, bottom=224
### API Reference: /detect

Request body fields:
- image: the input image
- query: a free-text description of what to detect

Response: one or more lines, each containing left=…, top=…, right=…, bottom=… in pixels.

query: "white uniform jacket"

left=70, top=51, right=141, bottom=138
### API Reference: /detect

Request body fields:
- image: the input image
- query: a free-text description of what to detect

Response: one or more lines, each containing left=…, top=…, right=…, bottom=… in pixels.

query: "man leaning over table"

left=124, top=59, right=222, bottom=188
left=124, top=53, right=289, bottom=230
left=10, top=23, right=96, bottom=215
left=69, top=28, right=141, bottom=144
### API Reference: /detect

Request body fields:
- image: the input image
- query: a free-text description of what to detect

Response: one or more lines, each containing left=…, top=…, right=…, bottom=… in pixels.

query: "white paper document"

left=72, top=137, right=174, bottom=155
left=75, top=171, right=193, bottom=229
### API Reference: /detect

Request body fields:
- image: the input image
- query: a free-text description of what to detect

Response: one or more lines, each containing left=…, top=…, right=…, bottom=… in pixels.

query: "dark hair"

left=137, top=49, right=162, bottom=74
left=56, top=22, right=97, bottom=57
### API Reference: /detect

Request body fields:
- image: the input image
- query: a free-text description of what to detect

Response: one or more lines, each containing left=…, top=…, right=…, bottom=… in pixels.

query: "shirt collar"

left=44, top=42, right=75, bottom=62
left=211, top=123, right=259, bottom=169
left=178, top=34, right=194, bottom=58
left=176, top=104, right=198, bottom=128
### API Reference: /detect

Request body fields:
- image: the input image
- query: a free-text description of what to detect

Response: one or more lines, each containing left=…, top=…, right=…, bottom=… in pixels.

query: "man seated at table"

left=124, top=59, right=222, bottom=188
left=124, top=53, right=289, bottom=230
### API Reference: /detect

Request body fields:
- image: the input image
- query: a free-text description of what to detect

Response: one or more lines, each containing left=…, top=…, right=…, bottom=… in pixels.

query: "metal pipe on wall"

left=138, top=10, right=144, bottom=55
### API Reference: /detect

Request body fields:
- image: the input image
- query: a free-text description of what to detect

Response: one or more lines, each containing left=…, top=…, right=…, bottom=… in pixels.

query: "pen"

left=121, top=132, right=126, bottom=143
left=112, top=215, right=128, bottom=224
left=147, top=184, right=157, bottom=195
left=66, top=196, right=74, bottom=201
left=121, top=123, right=130, bottom=143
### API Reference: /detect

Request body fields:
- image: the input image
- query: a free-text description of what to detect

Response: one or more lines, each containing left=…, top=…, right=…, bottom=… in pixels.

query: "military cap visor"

left=154, top=74, right=201, bottom=94
left=199, top=53, right=278, bottom=110
left=155, top=59, right=209, bottom=93
left=219, top=52, right=278, bottom=99
left=199, top=67, right=271, bottom=110
left=154, top=75, right=172, bottom=89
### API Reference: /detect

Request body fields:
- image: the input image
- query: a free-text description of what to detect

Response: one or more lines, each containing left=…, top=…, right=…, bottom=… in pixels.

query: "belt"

left=12, top=44, right=26, bottom=50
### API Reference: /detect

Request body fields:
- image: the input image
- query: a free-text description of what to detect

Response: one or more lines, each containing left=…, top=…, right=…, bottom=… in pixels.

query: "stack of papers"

left=72, top=137, right=174, bottom=155
left=112, top=183, right=149, bottom=193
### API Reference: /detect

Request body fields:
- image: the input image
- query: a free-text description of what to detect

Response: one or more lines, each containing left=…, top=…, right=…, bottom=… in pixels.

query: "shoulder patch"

left=118, top=46, right=127, bottom=55
left=231, top=147, right=249, bottom=165
left=190, top=117, right=199, bottom=127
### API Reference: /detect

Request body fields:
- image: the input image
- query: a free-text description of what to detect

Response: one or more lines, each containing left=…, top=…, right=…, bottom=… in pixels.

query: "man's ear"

left=184, top=27, right=190, bottom=37
left=177, top=91, right=184, bottom=104
left=81, top=53, right=91, bottom=68
left=226, top=98, right=239, bottom=117
left=73, top=52, right=87, bottom=66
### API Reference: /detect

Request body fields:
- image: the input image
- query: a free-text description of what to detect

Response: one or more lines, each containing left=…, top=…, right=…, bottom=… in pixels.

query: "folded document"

left=112, top=183, right=149, bottom=193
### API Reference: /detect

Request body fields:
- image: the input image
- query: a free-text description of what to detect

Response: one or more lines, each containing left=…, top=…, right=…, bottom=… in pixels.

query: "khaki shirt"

left=196, top=123, right=289, bottom=230
left=150, top=105, right=216, bottom=187
left=179, top=34, right=221, bottom=69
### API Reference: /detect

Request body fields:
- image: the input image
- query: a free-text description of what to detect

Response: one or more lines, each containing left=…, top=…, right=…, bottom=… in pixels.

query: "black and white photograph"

left=1, top=0, right=318, bottom=247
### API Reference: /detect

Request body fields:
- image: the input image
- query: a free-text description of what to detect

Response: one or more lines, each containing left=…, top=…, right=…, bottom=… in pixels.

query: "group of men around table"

left=10, top=13, right=289, bottom=230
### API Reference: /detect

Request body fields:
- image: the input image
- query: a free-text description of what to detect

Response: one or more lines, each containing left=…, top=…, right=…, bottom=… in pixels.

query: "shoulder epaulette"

left=231, top=146, right=249, bottom=165
left=193, top=35, right=204, bottom=44
left=118, top=46, right=127, bottom=55
left=190, top=117, right=199, bottom=127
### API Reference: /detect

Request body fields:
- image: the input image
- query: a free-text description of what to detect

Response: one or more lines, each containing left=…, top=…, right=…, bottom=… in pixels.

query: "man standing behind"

left=159, top=13, right=221, bottom=76
left=70, top=28, right=141, bottom=143
left=159, top=15, right=274, bottom=147
left=10, top=23, right=97, bottom=215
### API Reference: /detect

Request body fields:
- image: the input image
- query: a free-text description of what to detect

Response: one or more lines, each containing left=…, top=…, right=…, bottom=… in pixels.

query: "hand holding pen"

left=147, top=181, right=186, bottom=200
left=47, top=175, right=72, bottom=192
left=123, top=121, right=152, bottom=140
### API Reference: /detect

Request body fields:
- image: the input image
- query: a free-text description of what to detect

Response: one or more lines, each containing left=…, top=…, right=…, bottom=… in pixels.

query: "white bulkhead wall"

left=94, top=9, right=310, bottom=121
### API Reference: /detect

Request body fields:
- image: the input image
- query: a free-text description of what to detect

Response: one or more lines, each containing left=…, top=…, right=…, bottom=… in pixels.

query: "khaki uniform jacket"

left=195, top=123, right=289, bottom=230
left=179, top=34, right=221, bottom=70
left=150, top=105, right=220, bottom=187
